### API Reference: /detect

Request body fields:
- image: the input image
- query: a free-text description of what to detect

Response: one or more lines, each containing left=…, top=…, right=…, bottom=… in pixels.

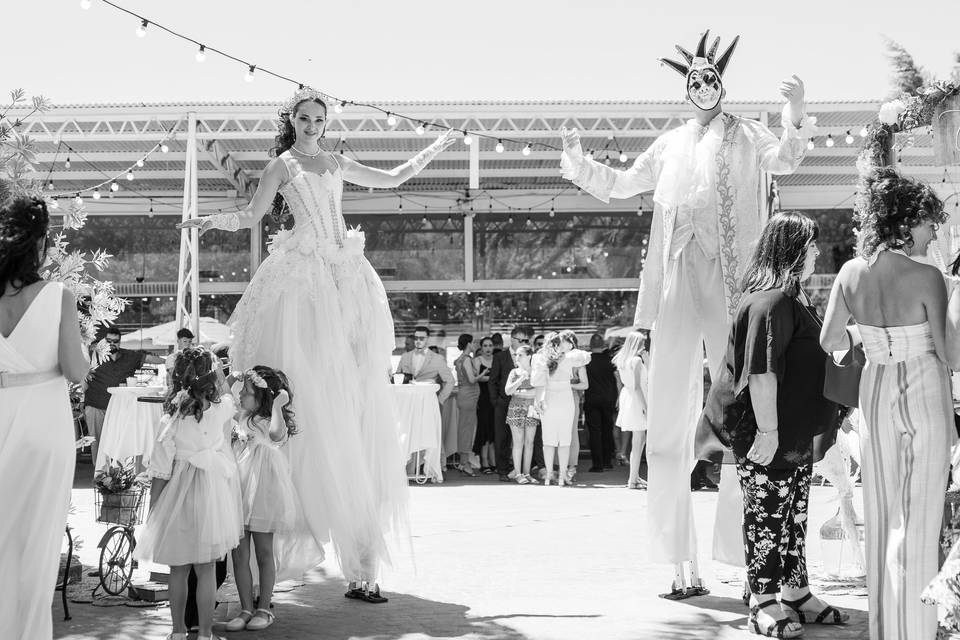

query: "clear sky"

left=7, top=0, right=960, bottom=105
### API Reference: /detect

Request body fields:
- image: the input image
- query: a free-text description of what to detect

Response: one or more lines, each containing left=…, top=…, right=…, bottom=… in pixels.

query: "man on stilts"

left=559, top=29, right=814, bottom=597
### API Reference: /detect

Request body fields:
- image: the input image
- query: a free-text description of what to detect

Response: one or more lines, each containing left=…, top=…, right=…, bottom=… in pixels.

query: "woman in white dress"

left=180, top=88, right=455, bottom=601
left=531, top=330, right=591, bottom=486
left=613, top=331, right=648, bottom=489
left=0, top=194, right=89, bottom=639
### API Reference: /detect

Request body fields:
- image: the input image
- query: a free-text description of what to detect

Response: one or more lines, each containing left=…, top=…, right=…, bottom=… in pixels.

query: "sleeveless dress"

left=857, top=321, right=954, bottom=640
left=136, top=399, right=244, bottom=566
left=0, top=283, right=73, bottom=640
left=531, top=350, right=592, bottom=446
left=615, top=355, right=648, bottom=432
left=228, top=152, right=409, bottom=581
left=454, top=356, right=479, bottom=454
left=234, top=414, right=297, bottom=533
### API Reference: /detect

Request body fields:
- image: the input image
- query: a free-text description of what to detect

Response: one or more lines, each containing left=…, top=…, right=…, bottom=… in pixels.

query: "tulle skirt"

left=230, top=247, right=408, bottom=581
left=235, top=440, right=297, bottom=533
left=135, top=456, right=244, bottom=566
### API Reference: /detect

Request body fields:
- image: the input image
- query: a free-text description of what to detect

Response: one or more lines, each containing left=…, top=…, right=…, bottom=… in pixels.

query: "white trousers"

left=646, top=241, right=743, bottom=565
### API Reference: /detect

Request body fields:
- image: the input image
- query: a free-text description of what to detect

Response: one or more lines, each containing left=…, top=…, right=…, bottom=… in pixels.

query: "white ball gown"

left=0, top=283, right=74, bottom=639
left=227, top=152, right=409, bottom=582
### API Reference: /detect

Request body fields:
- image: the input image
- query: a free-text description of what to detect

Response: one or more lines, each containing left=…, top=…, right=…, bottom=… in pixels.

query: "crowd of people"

left=398, top=324, right=652, bottom=487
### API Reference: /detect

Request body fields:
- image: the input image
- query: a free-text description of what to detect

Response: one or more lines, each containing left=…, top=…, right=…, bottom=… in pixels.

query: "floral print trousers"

left=736, top=461, right=811, bottom=595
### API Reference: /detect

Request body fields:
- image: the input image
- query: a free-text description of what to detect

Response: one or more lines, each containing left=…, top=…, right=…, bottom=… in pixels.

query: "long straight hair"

left=741, top=211, right=819, bottom=297
left=612, top=331, right=646, bottom=373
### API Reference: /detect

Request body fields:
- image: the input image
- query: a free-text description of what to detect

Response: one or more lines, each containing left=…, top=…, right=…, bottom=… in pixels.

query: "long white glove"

left=409, top=129, right=458, bottom=175
left=559, top=126, right=587, bottom=178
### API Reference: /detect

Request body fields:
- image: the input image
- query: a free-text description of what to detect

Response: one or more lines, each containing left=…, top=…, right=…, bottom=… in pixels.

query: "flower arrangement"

left=1, top=89, right=128, bottom=346
left=94, top=461, right=143, bottom=495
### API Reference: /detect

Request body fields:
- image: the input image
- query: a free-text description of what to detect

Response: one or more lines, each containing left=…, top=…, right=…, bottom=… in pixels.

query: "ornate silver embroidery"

left=715, top=113, right=742, bottom=319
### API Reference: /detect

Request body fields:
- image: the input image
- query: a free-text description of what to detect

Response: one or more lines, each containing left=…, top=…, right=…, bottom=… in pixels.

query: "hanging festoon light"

left=386, top=113, right=397, bottom=127
left=244, top=65, right=256, bottom=82
left=860, top=126, right=868, bottom=137
left=136, top=157, right=145, bottom=167
left=195, top=45, right=206, bottom=62
left=845, top=130, right=854, bottom=145
left=522, top=144, right=531, bottom=156
left=825, top=133, right=834, bottom=147
left=92, top=189, right=101, bottom=200
left=160, top=142, right=169, bottom=153
left=585, top=152, right=594, bottom=161
left=619, top=152, right=628, bottom=163
left=415, top=122, right=425, bottom=135
left=110, top=181, right=119, bottom=192
left=64, top=156, right=71, bottom=169
left=74, top=194, right=84, bottom=206
left=334, top=101, right=344, bottom=114
left=126, top=169, right=134, bottom=181
left=136, top=19, right=148, bottom=37
left=463, top=132, right=473, bottom=146
left=47, top=179, right=54, bottom=191
left=549, top=206, right=556, bottom=218
left=495, top=140, right=504, bottom=153
left=807, top=138, right=815, bottom=150
left=50, top=197, right=59, bottom=209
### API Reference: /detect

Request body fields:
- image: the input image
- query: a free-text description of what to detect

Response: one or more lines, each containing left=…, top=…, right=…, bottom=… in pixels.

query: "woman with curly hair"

left=0, top=192, right=89, bottom=640
left=178, top=88, right=455, bottom=602
left=821, top=167, right=953, bottom=640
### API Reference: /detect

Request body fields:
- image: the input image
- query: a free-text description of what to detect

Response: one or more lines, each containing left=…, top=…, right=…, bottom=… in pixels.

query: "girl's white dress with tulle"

left=0, top=283, right=74, bottom=640
left=531, top=349, right=591, bottom=447
left=135, top=400, right=244, bottom=566
left=228, top=152, right=409, bottom=581
left=234, top=414, right=297, bottom=533
left=615, top=355, right=648, bottom=432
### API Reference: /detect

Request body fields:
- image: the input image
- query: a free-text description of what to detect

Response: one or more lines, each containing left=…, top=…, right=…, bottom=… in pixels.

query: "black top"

left=487, top=349, right=515, bottom=405
left=83, top=348, right=147, bottom=410
left=584, top=350, right=618, bottom=405
left=724, top=289, right=838, bottom=469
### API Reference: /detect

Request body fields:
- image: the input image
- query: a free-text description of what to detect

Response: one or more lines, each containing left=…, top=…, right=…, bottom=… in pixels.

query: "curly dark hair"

left=242, top=365, right=298, bottom=437
left=268, top=95, right=328, bottom=225
left=854, top=167, right=945, bottom=259
left=741, top=211, right=819, bottom=297
left=0, top=194, right=49, bottom=298
left=164, top=347, right=223, bottom=421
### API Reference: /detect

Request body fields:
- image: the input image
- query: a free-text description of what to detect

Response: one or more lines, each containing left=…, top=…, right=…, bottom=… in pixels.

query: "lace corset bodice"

left=270, top=156, right=363, bottom=259
left=858, top=322, right=936, bottom=364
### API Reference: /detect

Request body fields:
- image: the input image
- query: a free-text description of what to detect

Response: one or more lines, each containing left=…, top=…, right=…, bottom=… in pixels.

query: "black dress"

left=473, top=362, right=495, bottom=454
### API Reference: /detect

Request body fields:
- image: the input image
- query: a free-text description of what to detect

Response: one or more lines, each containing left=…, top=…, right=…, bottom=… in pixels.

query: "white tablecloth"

left=391, top=383, right=443, bottom=483
left=95, top=386, right=165, bottom=470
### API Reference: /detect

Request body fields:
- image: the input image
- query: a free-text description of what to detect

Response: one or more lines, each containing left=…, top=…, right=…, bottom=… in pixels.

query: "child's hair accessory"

left=244, top=369, right=270, bottom=391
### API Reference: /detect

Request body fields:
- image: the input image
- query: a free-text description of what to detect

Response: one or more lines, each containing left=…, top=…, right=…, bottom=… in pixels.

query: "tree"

left=883, top=37, right=927, bottom=98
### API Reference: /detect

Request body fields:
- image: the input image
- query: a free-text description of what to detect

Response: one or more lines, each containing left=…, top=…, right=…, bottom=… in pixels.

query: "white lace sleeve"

left=205, top=211, right=241, bottom=232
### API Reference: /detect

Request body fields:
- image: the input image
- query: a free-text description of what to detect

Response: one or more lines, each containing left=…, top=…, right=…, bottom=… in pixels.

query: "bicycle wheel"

left=99, top=526, right=135, bottom=596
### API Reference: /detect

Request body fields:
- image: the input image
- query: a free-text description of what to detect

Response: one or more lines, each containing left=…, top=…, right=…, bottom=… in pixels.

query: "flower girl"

left=612, top=331, right=649, bottom=489
left=225, top=366, right=298, bottom=632
left=136, top=348, right=243, bottom=640
left=504, top=345, right=539, bottom=484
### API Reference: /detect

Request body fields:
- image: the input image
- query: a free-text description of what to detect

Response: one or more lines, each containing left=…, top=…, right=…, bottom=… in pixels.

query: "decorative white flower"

left=878, top=99, right=907, bottom=125
left=343, top=226, right=366, bottom=254
left=266, top=228, right=294, bottom=255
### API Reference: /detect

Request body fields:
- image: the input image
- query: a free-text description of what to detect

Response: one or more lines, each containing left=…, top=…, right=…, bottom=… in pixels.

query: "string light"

left=825, top=134, right=834, bottom=147
left=619, top=152, right=628, bottom=163
left=126, top=169, right=134, bottom=181
left=860, top=127, right=868, bottom=137
left=549, top=206, right=555, bottom=218
left=64, top=156, right=71, bottom=169
left=845, top=130, right=854, bottom=145
left=110, top=181, right=119, bottom=192
left=47, top=180, right=54, bottom=190
left=136, top=158, right=145, bottom=167
left=136, top=19, right=148, bottom=37
left=522, top=144, right=531, bottom=156
left=806, top=139, right=814, bottom=150
left=195, top=45, right=206, bottom=63
left=463, top=133, right=473, bottom=146
left=160, top=143, right=169, bottom=153
left=585, top=152, right=594, bottom=161
left=50, top=197, right=59, bottom=209
left=334, top=101, right=344, bottom=114
left=244, top=65, right=256, bottom=82
left=386, top=113, right=397, bottom=126
left=415, top=122, right=425, bottom=135
left=92, top=189, right=101, bottom=199
left=74, top=194, right=84, bottom=206
left=495, top=140, right=504, bottom=153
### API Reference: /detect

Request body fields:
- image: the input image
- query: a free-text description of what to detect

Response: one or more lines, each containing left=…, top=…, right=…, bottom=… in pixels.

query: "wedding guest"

left=533, top=334, right=545, bottom=352
left=83, top=327, right=163, bottom=470
left=491, top=332, right=504, bottom=354
left=613, top=331, right=649, bottom=488
left=0, top=194, right=89, bottom=640
left=720, top=212, right=846, bottom=637
left=473, top=337, right=496, bottom=472
left=165, top=327, right=195, bottom=384
left=395, top=326, right=454, bottom=405
left=488, top=325, right=534, bottom=481
left=821, top=168, right=950, bottom=640
left=453, top=334, right=480, bottom=476
left=505, top=345, right=539, bottom=484
left=584, top=333, right=619, bottom=472
left=568, top=348, right=588, bottom=482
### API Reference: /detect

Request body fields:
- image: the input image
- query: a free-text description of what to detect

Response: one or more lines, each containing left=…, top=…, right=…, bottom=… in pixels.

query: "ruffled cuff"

left=559, top=149, right=583, bottom=180
left=780, top=103, right=817, bottom=139
left=205, top=211, right=241, bottom=232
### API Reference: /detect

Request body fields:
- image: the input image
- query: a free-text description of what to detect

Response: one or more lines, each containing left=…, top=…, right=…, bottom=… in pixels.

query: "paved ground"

left=54, top=460, right=870, bottom=639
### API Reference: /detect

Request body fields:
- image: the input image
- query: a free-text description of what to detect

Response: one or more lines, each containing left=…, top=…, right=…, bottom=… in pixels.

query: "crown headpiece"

left=279, top=86, right=328, bottom=118
left=658, top=29, right=740, bottom=79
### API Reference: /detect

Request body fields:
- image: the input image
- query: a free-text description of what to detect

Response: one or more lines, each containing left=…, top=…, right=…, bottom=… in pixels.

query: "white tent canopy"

left=121, top=317, right=232, bottom=348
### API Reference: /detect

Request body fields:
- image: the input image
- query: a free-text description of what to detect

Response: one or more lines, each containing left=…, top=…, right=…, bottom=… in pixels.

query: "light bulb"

left=244, top=65, right=256, bottom=82
left=508, top=216, right=514, bottom=224
left=585, top=152, right=594, bottom=162
left=47, top=180, right=54, bottom=190
left=806, top=139, right=815, bottom=150
left=860, top=127, right=868, bottom=137
left=50, top=198, right=59, bottom=209
left=195, top=45, right=206, bottom=62
left=549, top=207, right=555, bottom=218
left=619, top=153, right=628, bottom=163
left=136, top=19, right=148, bottom=37
left=334, top=101, right=344, bottom=114
left=463, top=134, right=473, bottom=146
left=825, top=135, right=834, bottom=147
left=386, top=113, right=397, bottom=126
left=845, top=131, right=854, bottom=144
left=415, top=123, right=425, bottom=135
left=80, top=0, right=91, bottom=8
left=126, top=170, right=134, bottom=181
left=522, top=144, right=531, bottom=156
left=160, top=143, right=169, bottom=153
left=110, top=181, right=119, bottom=192
left=92, top=189, right=101, bottom=200
left=136, top=158, right=144, bottom=167
left=495, top=140, right=504, bottom=153
left=65, top=157, right=71, bottom=169
left=74, top=195, right=83, bottom=206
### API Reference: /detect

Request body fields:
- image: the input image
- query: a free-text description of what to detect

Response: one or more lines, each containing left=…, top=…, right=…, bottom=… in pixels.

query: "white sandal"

left=245, top=608, right=275, bottom=631
left=224, top=609, right=253, bottom=631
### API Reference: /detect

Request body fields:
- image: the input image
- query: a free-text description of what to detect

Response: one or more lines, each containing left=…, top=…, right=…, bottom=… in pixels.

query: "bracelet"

left=756, top=429, right=778, bottom=436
